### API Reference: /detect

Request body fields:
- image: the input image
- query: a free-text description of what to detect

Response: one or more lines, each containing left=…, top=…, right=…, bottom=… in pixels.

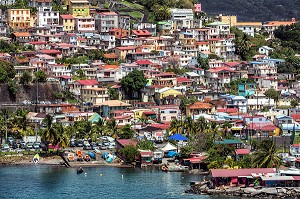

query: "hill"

left=200, top=0, right=300, bottom=22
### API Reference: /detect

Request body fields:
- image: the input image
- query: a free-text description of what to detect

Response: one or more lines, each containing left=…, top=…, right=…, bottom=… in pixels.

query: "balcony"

left=98, top=77, right=115, bottom=82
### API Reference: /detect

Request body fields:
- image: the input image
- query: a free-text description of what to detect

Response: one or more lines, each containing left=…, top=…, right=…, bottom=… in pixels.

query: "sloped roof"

left=169, top=134, right=188, bottom=141
left=211, top=168, right=276, bottom=178
left=188, top=102, right=213, bottom=109
left=161, top=142, right=177, bottom=152
left=117, top=139, right=137, bottom=147
left=76, top=79, right=98, bottom=85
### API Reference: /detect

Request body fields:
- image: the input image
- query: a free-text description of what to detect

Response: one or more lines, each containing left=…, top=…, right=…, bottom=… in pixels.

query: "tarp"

left=168, top=134, right=188, bottom=141
left=161, top=143, right=177, bottom=152
left=167, top=151, right=178, bottom=157
left=102, top=152, right=108, bottom=159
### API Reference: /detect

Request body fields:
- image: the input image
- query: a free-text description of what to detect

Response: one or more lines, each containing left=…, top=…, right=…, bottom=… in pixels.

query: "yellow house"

left=8, top=9, right=31, bottom=30
left=216, top=15, right=237, bottom=27
left=60, top=15, right=75, bottom=32
left=66, top=0, right=90, bottom=17
left=155, top=87, right=182, bottom=100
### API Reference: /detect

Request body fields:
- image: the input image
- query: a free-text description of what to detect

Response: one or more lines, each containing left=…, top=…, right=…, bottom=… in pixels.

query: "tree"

left=120, top=70, right=147, bottom=99
left=7, top=79, right=18, bottom=100
left=291, top=99, right=299, bottom=108
left=169, top=118, right=183, bottom=135
left=0, top=60, right=16, bottom=83
left=233, top=29, right=252, bottom=60
left=252, top=140, right=281, bottom=168
left=120, top=124, right=134, bottom=139
left=137, top=140, right=155, bottom=151
left=41, top=114, right=58, bottom=144
left=75, top=69, right=86, bottom=80
left=120, top=144, right=139, bottom=163
left=34, top=70, right=47, bottom=82
left=105, top=119, right=119, bottom=138
left=19, top=71, right=32, bottom=87
left=197, top=56, right=209, bottom=70
left=264, top=88, right=280, bottom=106
left=179, top=144, right=195, bottom=158
left=108, top=87, right=119, bottom=100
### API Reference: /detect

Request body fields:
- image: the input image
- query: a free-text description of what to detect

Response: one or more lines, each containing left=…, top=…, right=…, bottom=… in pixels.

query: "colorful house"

left=8, top=9, right=31, bottom=30
left=66, top=0, right=90, bottom=17
left=60, top=15, right=75, bottom=32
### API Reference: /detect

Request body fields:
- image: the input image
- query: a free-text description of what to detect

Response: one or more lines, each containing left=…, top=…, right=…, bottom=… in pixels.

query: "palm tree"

left=42, top=114, right=58, bottom=144
left=105, top=119, right=119, bottom=138
left=169, top=118, right=182, bottom=135
left=236, top=33, right=252, bottom=60
left=252, top=140, right=281, bottom=168
left=220, top=121, right=233, bottom=138
left=54, top=123, right=69, bottom=148
left=120, top=124, right=134, bottom=139
left=184, top=116, right=195, bottom=138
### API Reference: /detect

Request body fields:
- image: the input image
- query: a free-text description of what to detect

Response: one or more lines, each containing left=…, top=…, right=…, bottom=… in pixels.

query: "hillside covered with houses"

left=1, top=0, right=300, bottom=171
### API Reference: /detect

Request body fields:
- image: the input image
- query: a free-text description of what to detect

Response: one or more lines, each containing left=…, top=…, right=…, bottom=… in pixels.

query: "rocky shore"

left=186, top=181, right=300, bottom=198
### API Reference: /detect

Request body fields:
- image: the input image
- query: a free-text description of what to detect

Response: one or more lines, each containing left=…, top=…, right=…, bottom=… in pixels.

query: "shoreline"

left=186, top=181, right=300, bottom=198
left=0, top=155, right=133, bottom=168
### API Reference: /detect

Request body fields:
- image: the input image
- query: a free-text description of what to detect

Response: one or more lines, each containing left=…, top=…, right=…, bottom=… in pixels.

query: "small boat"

left=77, top=167, right=83, bottom=174
left=33, top=154, right=39, bottom=164
left=88, top=151, right=96, bottom=160
left=77, top=154, right=83, bottom=161
left=84, top=155, right=91, bottom=162
left=67, top=153, right=75, bottom=162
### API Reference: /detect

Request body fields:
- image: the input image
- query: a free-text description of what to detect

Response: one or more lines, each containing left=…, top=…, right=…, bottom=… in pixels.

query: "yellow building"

left=60, top=15, right=75, bottom=32
left=216, top=15, right=237, bottom=27
left=8, top=9, right=31, bottom=30
left=66, top=0, right=90, bottom=17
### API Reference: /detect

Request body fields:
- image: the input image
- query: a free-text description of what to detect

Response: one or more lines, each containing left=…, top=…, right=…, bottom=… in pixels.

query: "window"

left=161, top=111, right=165, bottom=113
left=163, top=116, right=166, bottom=120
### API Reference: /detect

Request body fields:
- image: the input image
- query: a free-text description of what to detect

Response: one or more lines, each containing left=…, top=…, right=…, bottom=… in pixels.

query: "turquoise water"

left=0, top=165, right=217, bottom=199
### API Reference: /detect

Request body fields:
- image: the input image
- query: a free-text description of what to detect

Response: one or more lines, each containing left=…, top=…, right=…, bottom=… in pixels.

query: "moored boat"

left=33, top=154, right=39, bottom=164
left=77, top=167, right=83, bottom=174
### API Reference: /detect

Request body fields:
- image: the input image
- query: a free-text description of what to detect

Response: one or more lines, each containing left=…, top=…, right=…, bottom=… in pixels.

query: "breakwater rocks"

left=186, top=182, right=300, bottom=198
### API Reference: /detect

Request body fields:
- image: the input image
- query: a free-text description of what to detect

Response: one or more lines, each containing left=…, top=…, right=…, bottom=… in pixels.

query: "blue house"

left=238, top=83, right=256, bottom=97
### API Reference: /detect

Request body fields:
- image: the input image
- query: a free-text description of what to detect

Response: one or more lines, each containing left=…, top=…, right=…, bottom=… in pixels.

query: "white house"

left=36, top=6, right=59, bottom=27
left=258, top=46, right=274, bottom=56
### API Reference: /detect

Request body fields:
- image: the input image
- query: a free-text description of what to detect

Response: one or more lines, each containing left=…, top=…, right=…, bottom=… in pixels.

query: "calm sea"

left=0, top=165, right=227, bottom=199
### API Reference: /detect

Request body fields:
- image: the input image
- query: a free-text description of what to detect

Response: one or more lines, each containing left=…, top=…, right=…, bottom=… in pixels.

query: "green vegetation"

left=120, top=70, right=147, bottom=99
left=291, top=99, right=299, bottom=108
left=108, top=87, right=119, bottom=100
left=225, top=78, right=255, bottom=95
left=200, top=0, right=300, bottom=21
left=19, top=71, right=32, bottom=87
left=137, top=140, right=155, bottom=151
left=121, top=1, right=144, bottom=10
left=120, top=144, right=139, bottom=163
left=272, top=22, right=300, bottom=73
left=34, top=70, right=47, bottom=82
left=264, top=88, right=280, bottom=105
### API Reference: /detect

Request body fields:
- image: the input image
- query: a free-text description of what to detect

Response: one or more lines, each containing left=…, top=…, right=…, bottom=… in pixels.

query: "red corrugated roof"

left=183, top=156, right=207, bottom=163
left=211, top=168, right=276, bottom=178
left=76, top=79, right=98, bottom=85
left=60, top=15, right=74, bottom=19
left=235, top=149, right=250, bottom=155
left=29, top=41, right=47, bottom=45
left=39, top=49, right=61, bottom=54
left=176, top=77, right=192, bottom=83
left=136, top=60, right=152, bottom=65
left=132, top=30, right=152, bottom=36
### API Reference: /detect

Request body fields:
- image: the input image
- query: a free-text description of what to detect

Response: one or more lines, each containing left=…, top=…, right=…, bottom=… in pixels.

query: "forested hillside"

left=200, top=0, right=300, bottom=21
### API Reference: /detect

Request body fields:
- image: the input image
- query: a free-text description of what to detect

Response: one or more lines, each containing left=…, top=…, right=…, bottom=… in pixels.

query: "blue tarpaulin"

left=168, top=151, right=178, bottom=157
left=102, top=152, right=108, bottom=159
left=168, top=134, right=188, bottom=141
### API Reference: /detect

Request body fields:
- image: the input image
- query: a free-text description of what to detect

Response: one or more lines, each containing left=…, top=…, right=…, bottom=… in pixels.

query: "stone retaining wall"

left=186, top=181, right=300, bottom=198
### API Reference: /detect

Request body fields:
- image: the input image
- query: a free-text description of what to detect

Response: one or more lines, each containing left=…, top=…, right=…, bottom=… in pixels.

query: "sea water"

left=0, top=165, right=230, bottom=199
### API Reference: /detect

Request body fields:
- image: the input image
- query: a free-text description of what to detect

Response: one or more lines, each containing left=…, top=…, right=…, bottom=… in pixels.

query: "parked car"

left=26, top=142, right=33, bottom=150
left=20, top=141, right=26, bottom=149
left=11, top=142, right=18, bottom=149
left=76, top=140, right=83, bottom=147
left=33, top=142, right=40, bottom=150
left=83, top=142, right=91, bottom=150
left=70, top=140, right=76, bottom=147
left=90, top=142, right=97, bottom=150
left=2, top=144, right=9, bottom=151
left=8, top=137, right=14, bottom=145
